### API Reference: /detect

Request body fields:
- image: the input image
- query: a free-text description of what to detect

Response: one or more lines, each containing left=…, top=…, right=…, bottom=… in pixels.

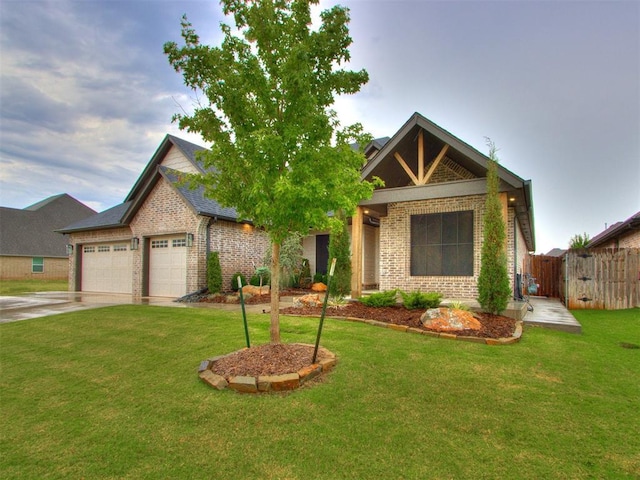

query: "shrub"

left=299, top=259, right=311, bottom=288
left=360, top=290, right=398, bottom=308
left=250, top=267, right=270, bottom=286
left=400, top=290, right=442, bottom=310
left=207, top=252, right=223, bottom=294
left=231, top=272, right=247, bottom=291
left=313, top=272, right=327, bottom=285
left=328, top=211, right=352, bottom=297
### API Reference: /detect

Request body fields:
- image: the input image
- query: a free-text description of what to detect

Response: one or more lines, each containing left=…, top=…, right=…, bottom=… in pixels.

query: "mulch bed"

left=281, top=302, right=517, bottom=339
left=209, top=343, right=325, bottom=379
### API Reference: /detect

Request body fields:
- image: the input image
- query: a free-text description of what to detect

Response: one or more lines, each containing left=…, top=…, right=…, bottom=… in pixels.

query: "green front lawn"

left=1, top=306, right=638, bottom=479
left=0, top=279, right=68, bottom=295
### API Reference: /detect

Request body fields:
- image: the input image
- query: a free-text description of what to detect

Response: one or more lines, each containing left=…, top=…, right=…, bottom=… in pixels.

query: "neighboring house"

left=59, top=135, right=270, bottom=297
left=60, top=112, right=536, bottom=300
left=0, top=194, right=96, bottom=280
left=586, top=211, right=640, bottom=249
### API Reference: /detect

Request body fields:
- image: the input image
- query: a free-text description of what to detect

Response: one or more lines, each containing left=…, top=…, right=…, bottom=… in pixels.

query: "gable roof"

left=1, top=194, right=96, bottom=257
left=360, top=112, right=535, bottom=251
left=587, top=211, right=640, bottom=248
left=59, top=135, right=242, bottom=233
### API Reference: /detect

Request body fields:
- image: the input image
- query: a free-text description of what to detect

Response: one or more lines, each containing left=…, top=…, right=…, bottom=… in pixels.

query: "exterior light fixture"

left=186, top=233, right=194, bottom=247
left=131, top=237, right=140, bottom=250
left=66, top=244, right=74, bottom=256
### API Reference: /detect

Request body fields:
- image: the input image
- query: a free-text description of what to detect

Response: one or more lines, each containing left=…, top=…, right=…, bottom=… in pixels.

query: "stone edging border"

left=282, top=314, right=524, bottom=345
left=198, top=343, right=337, bottom=393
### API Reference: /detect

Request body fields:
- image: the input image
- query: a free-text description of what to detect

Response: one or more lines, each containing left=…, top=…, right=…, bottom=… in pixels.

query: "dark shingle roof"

left=1, top=194, right=96, bottom=256
left=160, top=167, right=239, bottom=221
left=58, top=202, right=132, bottom=233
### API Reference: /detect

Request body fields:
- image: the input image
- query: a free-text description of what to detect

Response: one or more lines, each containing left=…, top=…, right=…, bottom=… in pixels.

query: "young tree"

left=207, top=251, right=223, bottom=294
left=477, top=140, right=511, bottom=315
left=328, top=211, right=351, bottom=297
left=164, top=0, right=376, bottom=343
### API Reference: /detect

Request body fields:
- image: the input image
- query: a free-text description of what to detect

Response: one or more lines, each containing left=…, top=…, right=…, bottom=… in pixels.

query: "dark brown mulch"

left=281, top=302, right=517, bottom=339
left=210, top=343, right=327, bottom=379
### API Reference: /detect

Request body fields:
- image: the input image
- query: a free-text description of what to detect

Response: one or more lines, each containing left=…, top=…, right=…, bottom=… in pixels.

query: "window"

left=113, top=244, right=128, bottom=252
left=32, top=257, right=44, bottom=273
left=151, top=240, right=168, bottom=249
left=97, top=245, right=110, bottom=253
left=411, top=211, right=474, bottom=276
left=172, top=239, right=186, bottom=248
left=84, top=246, right=95, bottom=253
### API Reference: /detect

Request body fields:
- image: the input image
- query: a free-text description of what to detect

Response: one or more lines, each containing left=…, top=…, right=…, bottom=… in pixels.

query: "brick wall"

left=0, top=256, right=68, bottom=280
left=209, top=220, right=270, bottom=290
left=379, top=194, right=517, bottom=298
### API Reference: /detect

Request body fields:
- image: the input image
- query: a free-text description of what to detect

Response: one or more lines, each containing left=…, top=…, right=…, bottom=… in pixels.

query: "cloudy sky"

left=1, top=0, right=638, bottom=254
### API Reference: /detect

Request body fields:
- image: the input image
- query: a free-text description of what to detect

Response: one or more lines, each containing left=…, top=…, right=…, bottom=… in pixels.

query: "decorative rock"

left=199, top=370, right=228, bottom=390
left=298, top=364, right=322, bottom=384
left=293, top=294, right=322, bottom=308
left=198, top=360, right=211, bottom=373
left=420, top=307, right=482, bottom=331
left=228, top=375, right=258, bottom=393
left=311, top=282, right=327, bottom=292
left=260, top=373, right=300, bottom=391
left=242, top=285, right=270, bottom=296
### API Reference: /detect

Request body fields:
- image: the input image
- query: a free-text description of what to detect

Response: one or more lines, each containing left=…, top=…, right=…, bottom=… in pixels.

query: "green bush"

left=231, top=272, right=247, bottom=291
left=360, top=290, right=398, bottom=308
left=400, top=290, right=442, bottom=310
left=328, top=211, right=352, bottom=297
left=313, top=272, right=327, bottom=285
left=207, top=252, right=223, bottom=294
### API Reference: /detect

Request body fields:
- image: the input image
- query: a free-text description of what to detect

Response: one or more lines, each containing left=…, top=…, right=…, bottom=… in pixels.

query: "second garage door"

left=149, top=237, right=187, bottom=297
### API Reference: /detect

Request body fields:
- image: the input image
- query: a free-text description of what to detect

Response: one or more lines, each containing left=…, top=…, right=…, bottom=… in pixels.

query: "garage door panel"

left=149, top=237, right=187, bottom=297
left=81, top=243, right=132, bottom=293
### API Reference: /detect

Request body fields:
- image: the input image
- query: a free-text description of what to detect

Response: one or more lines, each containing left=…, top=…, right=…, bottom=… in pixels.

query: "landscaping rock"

left=311, top=282, right=327, bottom=292
left=242, top=285, right=270, bottom=296
left=420, top=307, right=482, bottom=332
left=293, top=294, right=323, bottom=308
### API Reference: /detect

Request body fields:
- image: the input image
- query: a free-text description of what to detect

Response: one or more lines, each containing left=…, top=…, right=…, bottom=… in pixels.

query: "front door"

left=315, top=235, right=329, bottom=275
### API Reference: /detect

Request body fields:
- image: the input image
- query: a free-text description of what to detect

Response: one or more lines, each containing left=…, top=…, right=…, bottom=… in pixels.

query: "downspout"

left=207, top=216, right=217, bottom=254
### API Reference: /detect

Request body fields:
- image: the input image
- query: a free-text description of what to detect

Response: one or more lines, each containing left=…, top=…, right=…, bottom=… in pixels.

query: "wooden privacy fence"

left=561, top=248, right=640, bottom=310
left=530, top=255, right=563, bottom=298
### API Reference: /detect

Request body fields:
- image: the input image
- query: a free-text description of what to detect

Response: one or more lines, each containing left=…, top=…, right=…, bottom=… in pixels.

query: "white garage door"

left=149, top=237, right=187, bottom=297
left=81, top=243, right=133, bottom=293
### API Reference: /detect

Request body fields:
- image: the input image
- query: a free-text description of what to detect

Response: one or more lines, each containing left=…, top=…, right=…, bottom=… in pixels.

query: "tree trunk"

left=270, top=241, right=281, bottom=344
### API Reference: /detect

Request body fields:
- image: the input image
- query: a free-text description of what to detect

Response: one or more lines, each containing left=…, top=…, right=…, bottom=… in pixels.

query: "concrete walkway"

left=523, top=297, right=582, bottom=334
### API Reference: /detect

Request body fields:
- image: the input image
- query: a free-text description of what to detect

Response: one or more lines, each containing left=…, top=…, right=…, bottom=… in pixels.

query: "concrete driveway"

left=0, top=291, right=182, bottom=323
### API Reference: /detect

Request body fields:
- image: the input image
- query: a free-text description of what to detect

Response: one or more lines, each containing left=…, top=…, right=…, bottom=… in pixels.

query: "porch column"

left=350, top=206, right=364, bottom=299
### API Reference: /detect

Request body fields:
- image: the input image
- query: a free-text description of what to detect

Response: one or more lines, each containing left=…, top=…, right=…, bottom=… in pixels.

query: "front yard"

left=1, top=306, right=638, bottom=479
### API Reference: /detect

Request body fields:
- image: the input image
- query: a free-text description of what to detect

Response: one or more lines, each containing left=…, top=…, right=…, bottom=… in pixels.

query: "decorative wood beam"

left=420, top=144, right=449, bottom=185
left=393, top=152, right=419, bottom=185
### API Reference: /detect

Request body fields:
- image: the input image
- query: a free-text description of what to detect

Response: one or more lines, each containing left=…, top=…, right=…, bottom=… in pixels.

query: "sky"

left=1, top=0, right=638, bottom=254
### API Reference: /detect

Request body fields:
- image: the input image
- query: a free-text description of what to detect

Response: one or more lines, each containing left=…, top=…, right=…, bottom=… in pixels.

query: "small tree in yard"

left=165, top=0, right=377, bottom=343
left=477, top=140, right=511, bottom=315
left=328, top=211, right=351, bottom=297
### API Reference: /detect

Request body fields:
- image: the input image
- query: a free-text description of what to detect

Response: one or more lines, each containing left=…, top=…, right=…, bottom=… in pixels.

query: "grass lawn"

left=1, top=306, right=638, bottom=479
left=0, top=279, right=68, bottom=295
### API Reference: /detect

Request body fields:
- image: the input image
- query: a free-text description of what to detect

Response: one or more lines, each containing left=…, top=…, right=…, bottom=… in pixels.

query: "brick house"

left=325, top=112, right=535, bottom=299
left=586, top=211, right=640, bottom=249
left=0, top=194, right=96, bottom=280
left=60, top=112, right=535, bottom=300
left=59, top=135, right=270, bottom=297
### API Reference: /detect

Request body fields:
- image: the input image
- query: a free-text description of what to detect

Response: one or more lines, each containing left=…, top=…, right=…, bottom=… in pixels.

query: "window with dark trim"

left=411, top=211, right=474, bottom=276
left=32, top=257, right=44, bottom=273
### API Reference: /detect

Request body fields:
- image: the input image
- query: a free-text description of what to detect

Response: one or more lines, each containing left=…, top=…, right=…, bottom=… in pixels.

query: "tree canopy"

left=164, top=0, right=376, bottom=342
